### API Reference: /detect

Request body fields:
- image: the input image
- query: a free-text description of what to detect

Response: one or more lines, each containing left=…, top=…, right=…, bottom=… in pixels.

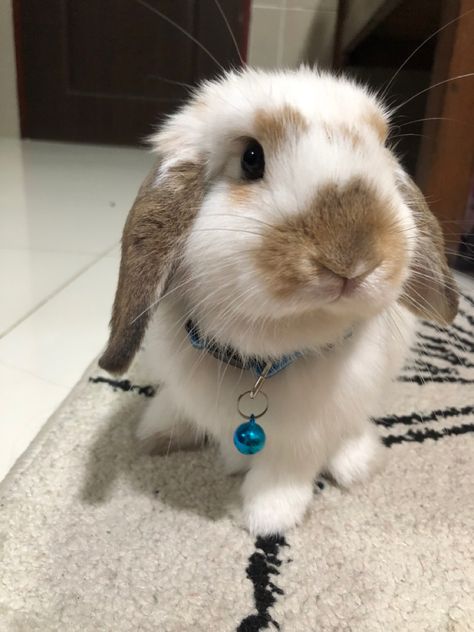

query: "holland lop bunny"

left=100, top=68, right=458, bottom=536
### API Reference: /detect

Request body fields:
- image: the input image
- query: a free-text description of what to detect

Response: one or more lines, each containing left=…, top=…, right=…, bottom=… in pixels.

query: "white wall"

left=0, top=0, right=20, bottom=137
left=248, top=0, right=339, bottom=70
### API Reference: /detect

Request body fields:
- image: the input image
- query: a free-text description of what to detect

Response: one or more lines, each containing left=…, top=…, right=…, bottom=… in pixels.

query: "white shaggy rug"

left=1, top=292, right=473, bottom=632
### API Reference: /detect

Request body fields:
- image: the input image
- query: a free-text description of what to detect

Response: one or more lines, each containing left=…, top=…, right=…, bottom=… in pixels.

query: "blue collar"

left=185, top=320, right=303, bottom=378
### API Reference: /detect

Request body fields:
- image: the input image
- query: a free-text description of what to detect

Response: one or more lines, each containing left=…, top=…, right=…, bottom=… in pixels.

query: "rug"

left=1, top=293, right=473, bottom=632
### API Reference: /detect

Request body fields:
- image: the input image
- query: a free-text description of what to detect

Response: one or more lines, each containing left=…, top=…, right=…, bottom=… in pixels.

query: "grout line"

left=0, top=245, right=118, bottom=256
left=0, top=242, right=120, bottom=339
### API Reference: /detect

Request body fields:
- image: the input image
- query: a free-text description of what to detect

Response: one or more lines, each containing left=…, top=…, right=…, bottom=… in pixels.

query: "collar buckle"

left=250, top=361, right=273, bottom=399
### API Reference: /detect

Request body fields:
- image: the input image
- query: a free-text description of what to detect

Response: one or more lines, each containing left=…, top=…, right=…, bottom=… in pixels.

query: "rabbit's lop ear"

left=399, top=174, right=458, bottom=325
left=99, top=160, right=204, bottom=374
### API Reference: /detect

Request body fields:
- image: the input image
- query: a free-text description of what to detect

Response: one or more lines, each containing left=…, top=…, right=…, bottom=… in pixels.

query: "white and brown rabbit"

left=99, top=68, right=458, bottom=536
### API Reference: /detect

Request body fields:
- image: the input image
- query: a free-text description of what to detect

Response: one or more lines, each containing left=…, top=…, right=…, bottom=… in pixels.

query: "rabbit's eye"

left=241, top=140, right=265, bottom=180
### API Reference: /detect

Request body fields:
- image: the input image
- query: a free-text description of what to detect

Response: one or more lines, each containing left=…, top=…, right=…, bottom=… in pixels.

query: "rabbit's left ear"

left=99, top=160, right=204, bottom=375
left=398, top=174, right=459, bottom=324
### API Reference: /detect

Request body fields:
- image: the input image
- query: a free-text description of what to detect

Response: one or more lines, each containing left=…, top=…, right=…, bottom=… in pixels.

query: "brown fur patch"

left=338, top=124, right=362, bottom=148
left=256, top=179, right=405, bottom=299
left=322, top=123, right=362, bottom=148
left=398, top=176, right=458, bottom=324
left=364, top=111, right=389, bottom=142
left=99, top=160, right=205, bottom=374
left=228, top=180, right=256, bottom=206
left=254, top=105, right=309, bottom=149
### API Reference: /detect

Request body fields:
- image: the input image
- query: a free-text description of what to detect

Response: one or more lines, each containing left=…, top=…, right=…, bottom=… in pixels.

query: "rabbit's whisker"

left=381, top=6, right=474, bottom=97
left=134, top=0, right=225, bottom=73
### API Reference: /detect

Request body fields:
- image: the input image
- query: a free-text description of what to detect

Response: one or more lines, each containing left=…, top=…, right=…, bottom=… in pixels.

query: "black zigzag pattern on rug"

left=89, top=376, right=156, bottom=397
left=375, top=405, right=474, bottom=428
left=399, top=373, right=474, bottom=385
left=399, top=292, right=474, bottom=385
left=382, top=422, right=474, bottom=447
left=237, top=536, right=288, bottom=632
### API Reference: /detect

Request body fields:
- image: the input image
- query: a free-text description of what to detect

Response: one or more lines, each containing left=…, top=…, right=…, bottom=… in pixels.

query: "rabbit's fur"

left=100, top=68, right=458, bottom=535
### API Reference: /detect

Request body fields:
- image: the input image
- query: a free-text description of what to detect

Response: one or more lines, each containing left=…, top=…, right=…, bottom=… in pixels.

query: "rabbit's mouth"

left=291, top=258, right=385, bottom=305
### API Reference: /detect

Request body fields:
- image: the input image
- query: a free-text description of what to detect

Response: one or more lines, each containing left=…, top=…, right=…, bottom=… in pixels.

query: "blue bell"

left=233, top=415, right=266, bottom=455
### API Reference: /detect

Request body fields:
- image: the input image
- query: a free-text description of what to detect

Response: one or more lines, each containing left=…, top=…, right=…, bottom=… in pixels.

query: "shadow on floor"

left=80, top=388, right=240, bottom=523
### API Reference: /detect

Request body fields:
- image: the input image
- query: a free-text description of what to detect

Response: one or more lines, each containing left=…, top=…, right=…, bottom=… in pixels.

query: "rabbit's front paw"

left=242, top=470, right=313, bottom=536
left=328, top=429, right=384, bottom=488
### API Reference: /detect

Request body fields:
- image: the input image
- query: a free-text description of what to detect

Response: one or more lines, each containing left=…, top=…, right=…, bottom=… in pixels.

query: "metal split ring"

left=237, top=390, right=269, bottom=419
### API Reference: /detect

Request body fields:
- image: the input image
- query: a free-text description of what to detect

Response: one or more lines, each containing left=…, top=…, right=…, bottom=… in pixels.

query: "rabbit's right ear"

left=99, top=159, right=205, bottom=375
left=397, top=173, right=458, bottom=324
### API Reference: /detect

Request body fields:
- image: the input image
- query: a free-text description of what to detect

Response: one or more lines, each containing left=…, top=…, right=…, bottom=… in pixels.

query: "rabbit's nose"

left=320, top=261, right=380, bottom=296
left=324, top=261, right=381, bottom=285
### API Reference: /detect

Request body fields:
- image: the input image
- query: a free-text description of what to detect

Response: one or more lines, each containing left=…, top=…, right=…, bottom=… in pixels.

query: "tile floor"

left=0, top=137, right=472, bottom=484
left=0, top=138, right=153, bottom=481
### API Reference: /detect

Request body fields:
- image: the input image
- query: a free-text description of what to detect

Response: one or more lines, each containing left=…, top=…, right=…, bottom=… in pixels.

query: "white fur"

left=140, top=299, right=416, bottom=536
left=138, top=68, right=420, bottom=535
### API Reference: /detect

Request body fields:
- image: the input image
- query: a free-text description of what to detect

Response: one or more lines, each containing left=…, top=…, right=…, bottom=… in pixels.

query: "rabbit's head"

left=100, top=68, right=458, bottom=374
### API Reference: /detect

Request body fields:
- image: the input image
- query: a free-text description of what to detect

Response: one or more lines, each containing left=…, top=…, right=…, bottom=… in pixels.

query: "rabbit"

left=99, top=67, right=458, bottom=536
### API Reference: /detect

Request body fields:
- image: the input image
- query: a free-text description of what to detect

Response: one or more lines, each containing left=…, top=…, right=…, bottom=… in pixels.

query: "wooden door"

left=14, top=0, right=249, bottom=146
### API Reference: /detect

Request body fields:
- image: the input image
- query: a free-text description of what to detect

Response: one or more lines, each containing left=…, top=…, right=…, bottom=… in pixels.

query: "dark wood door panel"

left=16, top=0, right=248, bottom=145
left=67, top=1, right=195, bottom=98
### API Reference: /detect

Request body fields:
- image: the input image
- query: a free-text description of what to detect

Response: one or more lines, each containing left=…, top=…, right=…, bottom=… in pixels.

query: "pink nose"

left=322, top=262, right=379, bottom=297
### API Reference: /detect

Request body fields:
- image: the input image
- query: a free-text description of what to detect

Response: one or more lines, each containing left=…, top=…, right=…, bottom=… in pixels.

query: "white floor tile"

left=454, top=271, right=474, bottom=294
left=0, top=362, right=69, bottom=482
left=0, top=248, right=97, bottom=335
left=0, top=252, right=120, bottom=389
left=0, top=138, right=153, bottom=254
left=0, top=139, right=147, bottom=482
